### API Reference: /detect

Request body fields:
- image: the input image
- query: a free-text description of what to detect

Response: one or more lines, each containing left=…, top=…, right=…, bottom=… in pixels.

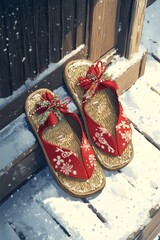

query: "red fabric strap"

left=36, top=91, right=95, bottom=179
left=78, top=61, right=132, bottom=157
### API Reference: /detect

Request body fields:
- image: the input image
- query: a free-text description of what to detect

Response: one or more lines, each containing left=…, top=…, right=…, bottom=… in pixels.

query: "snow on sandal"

left=25, top=88, right=105, bottom=197
left=64, top=60, right=134, bottom=170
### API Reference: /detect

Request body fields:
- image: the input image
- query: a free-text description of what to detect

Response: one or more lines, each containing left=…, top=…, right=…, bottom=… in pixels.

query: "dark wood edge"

left=149, top=205, right=160, bottom=218
left=139, top=51, right=147, bottom=77
left=147, top=0, right=157, bottom=7
left=84, top=0, right=90, bottom=56
left=151, top=53, right=160, bottom=63
left=116, top=0, right=134, bottom=57
left=0, top=45, right=87, bottom=130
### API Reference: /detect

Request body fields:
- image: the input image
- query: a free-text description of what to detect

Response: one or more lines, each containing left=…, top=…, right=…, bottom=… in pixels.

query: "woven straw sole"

left=64, top=60, right=134, bottom=170
left=25, top=88, right=106, bottom=197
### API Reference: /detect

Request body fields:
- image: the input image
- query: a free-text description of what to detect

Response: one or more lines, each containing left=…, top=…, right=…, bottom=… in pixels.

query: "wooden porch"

left=0, top=0, right=160, bottom=239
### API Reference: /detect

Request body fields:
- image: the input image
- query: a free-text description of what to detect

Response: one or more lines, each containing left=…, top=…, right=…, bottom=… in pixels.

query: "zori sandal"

left=25, top=88, right=106, bottom=197
left=64, top=60, right=134, bottom=170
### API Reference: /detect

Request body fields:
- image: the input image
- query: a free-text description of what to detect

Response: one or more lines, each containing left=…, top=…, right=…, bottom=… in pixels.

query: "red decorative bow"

left=36, top=92, right=71, bottom=127
left=78, top=61, right=118, bottom=101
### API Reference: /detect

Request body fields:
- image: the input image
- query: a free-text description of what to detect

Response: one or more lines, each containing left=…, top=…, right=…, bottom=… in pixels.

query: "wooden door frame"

left=88, top=0, right=148, bottom=61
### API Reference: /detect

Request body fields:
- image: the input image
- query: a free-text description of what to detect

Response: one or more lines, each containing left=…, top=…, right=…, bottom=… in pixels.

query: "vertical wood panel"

left=33, top=0, right=49, bottom=73
left=61, top=0, right=76, bottom=57
left=0, top=2, right=11, bottom=97
left=75, top=0, right=87, bottom=47
left=84, top=0, right=90, bottom=58
left=20, top=0, right=37, bottom=80
left=89, top=0, right=118, bottom=62
left=116, top=0, right=133, bottom=57
left=3, top=0, right=25, bottom=91
left=0, top=0, right=88, bottom=98
left=48, top=0, right=61, bottom=63
left=126, top=0, right=147, bottom=59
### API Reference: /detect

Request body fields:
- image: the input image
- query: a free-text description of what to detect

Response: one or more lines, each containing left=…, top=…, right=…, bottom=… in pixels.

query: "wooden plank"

left=121, top=129, right=160, bottom=238
left=0, top=2, right=11, bottom=98
left=0, top=45, right=87, bottom=130
left=116, top=0, right=133, bottom=57
left=33, top=0, right=49, bottom=73
left=61, top=0, right=76, bottom=57
left=3, top=200, right=70, bottom=240
left=3, top=0, right=25, bottom=92
left=87, top=128, right=160, bottom=239
left=89, top=0, right=118, bottom=61
left=136, top=209, right=160, bottom=240
left=75, top=0, right=87, bottom=47
left=0, top=143, right=46, bottom=203
left=0, top=221, right=21, bottom=240
left=116, top=59, right=141, bottom=95
left=35, top=184, right=107, bottom=239
left=120, top=70, right=160, bottom=148
left=48, top=0, right=61, bottom=63
left=126, top=0, right=147, bottom=59
left=87, top=161, right=149, bottom=239
left=20, top=0, right=37, bottom=80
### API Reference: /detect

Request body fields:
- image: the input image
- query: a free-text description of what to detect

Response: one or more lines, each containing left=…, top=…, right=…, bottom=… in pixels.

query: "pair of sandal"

left=25, top=59, right=133, bottom=198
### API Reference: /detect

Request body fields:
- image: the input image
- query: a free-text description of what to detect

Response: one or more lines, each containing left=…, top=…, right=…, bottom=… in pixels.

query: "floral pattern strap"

left=35, top=91, right=95, bottom=179
left=78, top=61, right=132, bottom=157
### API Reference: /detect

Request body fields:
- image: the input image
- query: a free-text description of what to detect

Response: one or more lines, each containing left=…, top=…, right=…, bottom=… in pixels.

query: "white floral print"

left=93, top=127, right=115, bottom=153
left=81, top=139, right=91, bottom=151
left=89, top=154, right=96, bottom=167
left=116, top=120, right=130, bottom=130
left=60, top=161, right=73, bottom=175
left=121, top=130, right=132, bottom=143
left=53, top=155, right=64, bottom=166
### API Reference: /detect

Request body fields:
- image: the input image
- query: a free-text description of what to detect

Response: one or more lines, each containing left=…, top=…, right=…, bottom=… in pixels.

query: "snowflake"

left=98, top=136, right=108, bottom=145
left=89, top=154, right=96, bottom=166
left=81, top=140, right=91, bottom=151
left=116, top=120, right=130, bottom=129
left=53, top=155, right=64, bottom=166
left=98, top=127, right=110, bottom=135
left=60, top=161, right=73, bottom=175
left=121, top=130, right=132, bottom=143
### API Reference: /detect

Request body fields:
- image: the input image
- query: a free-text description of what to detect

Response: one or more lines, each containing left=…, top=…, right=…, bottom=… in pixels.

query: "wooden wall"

left=0, top=0, right=88, bottom=98
left=0, top=0, right=150, bottom=99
